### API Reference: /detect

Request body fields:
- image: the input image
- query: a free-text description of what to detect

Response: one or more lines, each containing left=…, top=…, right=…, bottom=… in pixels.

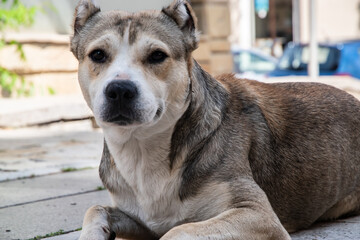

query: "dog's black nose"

left=105, top=80, right=138, bottom=103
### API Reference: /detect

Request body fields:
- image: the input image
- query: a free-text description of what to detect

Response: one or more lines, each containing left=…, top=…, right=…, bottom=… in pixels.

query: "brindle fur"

left=72, top=0, right=360, bottom=239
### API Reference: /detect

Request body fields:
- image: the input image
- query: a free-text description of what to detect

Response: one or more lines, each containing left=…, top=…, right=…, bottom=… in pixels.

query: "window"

left=278, top=45, right=340, bottom=71
left=234, top=52, right=276, bottom=74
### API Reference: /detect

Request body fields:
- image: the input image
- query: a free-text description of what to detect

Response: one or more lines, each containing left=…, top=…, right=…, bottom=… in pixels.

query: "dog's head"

left=71, top=0, right=199, bottom=130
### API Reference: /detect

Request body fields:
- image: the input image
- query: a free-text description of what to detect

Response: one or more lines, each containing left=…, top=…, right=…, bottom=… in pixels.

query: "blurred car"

left=268, top=40, right=360, bottom=79
left=232, top=48, right=278, bottom=80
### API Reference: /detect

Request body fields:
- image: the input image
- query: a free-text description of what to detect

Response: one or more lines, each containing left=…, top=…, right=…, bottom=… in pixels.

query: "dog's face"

left=71, top=0, right=199, bottom=130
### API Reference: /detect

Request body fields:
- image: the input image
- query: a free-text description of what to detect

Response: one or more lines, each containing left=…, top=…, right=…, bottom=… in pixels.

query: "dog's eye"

left=89, top=49, right=107, bottom=63
left=148, top=51, right=168, bottom=64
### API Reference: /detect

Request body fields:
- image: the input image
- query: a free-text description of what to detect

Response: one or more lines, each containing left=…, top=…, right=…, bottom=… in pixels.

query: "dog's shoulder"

left=214, top=74, right=288, bottom=138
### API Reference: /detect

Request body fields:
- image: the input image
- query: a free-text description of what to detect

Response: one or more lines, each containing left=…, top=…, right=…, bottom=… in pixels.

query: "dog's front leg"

left=79, top=205, right=113, bottom=240
left=79, top=205, right=158, bottom=240
left=161, top=207, right=290, bottom=240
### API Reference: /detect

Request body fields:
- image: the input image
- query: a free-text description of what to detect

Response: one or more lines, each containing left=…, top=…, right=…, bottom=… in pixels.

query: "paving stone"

left=0, top=120, right=103, bottom=181
left=0, top=95, right=92, bottom=128
left=0, top=169, right=103, bottom=208
left=0, top=190, right=111, bottom=240
left=291, top=215, right=360, bottom=239
left=43, top=231, right=80, bottom=240
left=43, top=231, right=129, bottom=240
left=42, top=231, right=124, bottom=240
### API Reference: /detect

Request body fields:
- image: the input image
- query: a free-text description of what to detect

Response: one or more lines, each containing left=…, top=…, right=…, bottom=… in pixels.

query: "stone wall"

left=0, top=34, right=80, bottom=97
left=298, top=0, right=360, bottom=43
left=192, top=0, right=233, bottom=75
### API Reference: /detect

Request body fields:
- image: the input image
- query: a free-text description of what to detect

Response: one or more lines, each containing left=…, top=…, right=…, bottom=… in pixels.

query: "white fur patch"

left=90, top=0, right=100, bottom=8
left=76, top=0, right=100, bottom=25
left=76, top=4, right=88, bottom=19
left=176, top=2, right=190, bottom=25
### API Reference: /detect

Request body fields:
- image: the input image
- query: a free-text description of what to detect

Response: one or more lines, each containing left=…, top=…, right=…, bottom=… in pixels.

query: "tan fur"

left=319, top=186, right=360, bottom=221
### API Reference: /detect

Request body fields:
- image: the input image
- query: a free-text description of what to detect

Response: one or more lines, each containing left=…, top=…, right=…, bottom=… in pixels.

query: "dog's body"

left=71, top=0, right=360, bottom=239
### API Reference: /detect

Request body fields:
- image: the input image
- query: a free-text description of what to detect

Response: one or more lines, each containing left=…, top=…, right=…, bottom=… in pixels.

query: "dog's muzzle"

left=102, top=80, right=140, bottom=125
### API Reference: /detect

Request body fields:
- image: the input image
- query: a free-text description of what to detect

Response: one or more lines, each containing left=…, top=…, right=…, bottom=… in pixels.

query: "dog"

left=70, top=0, right=360, bottom=239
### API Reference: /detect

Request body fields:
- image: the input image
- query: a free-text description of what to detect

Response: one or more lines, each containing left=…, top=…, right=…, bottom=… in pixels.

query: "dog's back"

left=219, top=76, right=360, bottom=231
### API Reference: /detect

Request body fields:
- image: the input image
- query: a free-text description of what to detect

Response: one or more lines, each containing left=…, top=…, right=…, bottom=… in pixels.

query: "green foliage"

left=30, top=229, right=65, bottom=240
left=0, top=0, right=37, bottom=97
left=61, top=167, right=78, bottom=172
left=61, top=167, right=94, bottom=172
left=29, top=227, right=82, bottom=240
left=0, top=66, right=34, bottom=97
left=48, top=86, right=56, bottom=95
left=0, top=39, right=26, bottom=60
left=0, top=0, right=37, bottom=30
left=96, top=186, right=106, bottom=191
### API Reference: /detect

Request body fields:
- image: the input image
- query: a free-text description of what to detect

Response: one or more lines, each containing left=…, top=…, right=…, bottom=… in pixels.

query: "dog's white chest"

left=105, top=133, right=186, bottom=234
left=109, top=165, right=185, bottom=234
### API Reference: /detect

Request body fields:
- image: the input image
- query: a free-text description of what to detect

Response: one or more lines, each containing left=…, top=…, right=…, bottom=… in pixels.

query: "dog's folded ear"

left=71, top=0, right=100, bottom=58
left=73, top=0, right=101, bottom=34
left=162, top=0, right=199, bottom=51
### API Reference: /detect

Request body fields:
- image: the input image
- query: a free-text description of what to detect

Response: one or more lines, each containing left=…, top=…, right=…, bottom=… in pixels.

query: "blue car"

left=268, top=40, right=360, bottom=79
left=232, top=48, right=278, bottom=80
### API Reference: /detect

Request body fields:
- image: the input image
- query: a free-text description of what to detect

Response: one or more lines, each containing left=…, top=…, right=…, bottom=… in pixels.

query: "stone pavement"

left=0, top=170, right=110, bottom=240
left=0, top=95, right=92, bottom=128
left=1, top=80, right=360, bottom=239
left=0, top=119, right=109, bottom=240
left=0, top=120, right=102, bottom=182
left=291, top=216, right=360, bottom=239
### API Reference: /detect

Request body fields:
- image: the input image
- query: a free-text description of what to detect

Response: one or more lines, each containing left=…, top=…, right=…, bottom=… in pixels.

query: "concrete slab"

left=43, top=231, right=81, bottom=240
left=42, top=231, right=123, bottom=240
left=0, top=120, right=103, bottom=181
left=43, top=231, right=127, bottom=240
left=0, top=169, right=103, bottom=208
left=0, top=190, right=111, bottom=240
left=291, top=215, right=360, bottom=239
left=0, top=95, right=92, bottom=128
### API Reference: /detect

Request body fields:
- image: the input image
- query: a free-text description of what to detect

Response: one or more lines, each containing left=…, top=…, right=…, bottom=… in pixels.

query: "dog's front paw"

left=79, top=226, right=115, bottom=240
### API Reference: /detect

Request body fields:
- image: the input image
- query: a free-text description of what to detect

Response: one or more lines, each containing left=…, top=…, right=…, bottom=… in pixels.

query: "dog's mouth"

left=105, top=114, right=134, bottom=126
left=101, top=105, right=163, bottom=127
left=101, top=105, right=139, bottom=126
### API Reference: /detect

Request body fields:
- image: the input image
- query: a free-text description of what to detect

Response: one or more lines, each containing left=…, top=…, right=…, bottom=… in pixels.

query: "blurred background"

left=1, top=0, right=360, bottom=239
left=0, top=0, right=360, bottom=98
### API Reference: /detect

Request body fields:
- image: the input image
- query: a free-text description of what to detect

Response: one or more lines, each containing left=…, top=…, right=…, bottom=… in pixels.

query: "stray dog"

left=70, top=0, right=360, bottom=239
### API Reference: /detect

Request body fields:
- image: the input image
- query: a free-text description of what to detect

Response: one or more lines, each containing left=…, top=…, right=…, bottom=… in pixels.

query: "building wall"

left=299, top=0, right=360, bottom=43
left=230, top=0, right=360, bottom=49
left=229, top=0, right=255, bottom=48
left=21, top=0, right=173, bottom=34
left=192, top=0, right=233, bottom=75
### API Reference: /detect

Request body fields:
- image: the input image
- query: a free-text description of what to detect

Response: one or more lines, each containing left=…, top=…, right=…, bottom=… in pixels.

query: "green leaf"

left=0, top=2, right=38, bottom=30
left=0, top=1, right=53, bottom=98
left=48, top=87, right=56, bottom=95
